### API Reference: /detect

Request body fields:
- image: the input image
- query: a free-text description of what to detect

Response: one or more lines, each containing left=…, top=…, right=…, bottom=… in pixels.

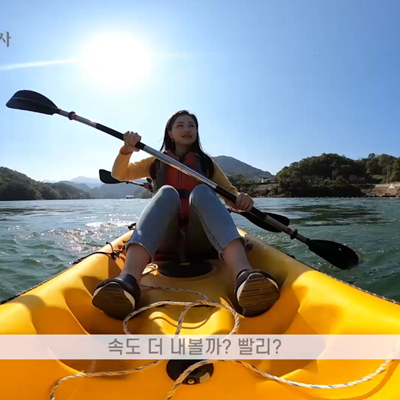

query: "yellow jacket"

left=111, top=150, right=239, bottom=207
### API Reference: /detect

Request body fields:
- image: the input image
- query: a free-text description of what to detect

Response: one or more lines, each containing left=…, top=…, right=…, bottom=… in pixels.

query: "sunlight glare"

left=79, top=33, right=153, bottom=88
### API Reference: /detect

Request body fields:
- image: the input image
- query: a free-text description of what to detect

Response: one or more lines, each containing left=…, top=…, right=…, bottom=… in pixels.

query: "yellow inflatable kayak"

left=0, top=227, right=400, bottom=400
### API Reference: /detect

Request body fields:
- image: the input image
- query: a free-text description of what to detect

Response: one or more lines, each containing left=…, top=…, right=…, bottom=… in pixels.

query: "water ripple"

left=0, top=198, right=399, bottom=303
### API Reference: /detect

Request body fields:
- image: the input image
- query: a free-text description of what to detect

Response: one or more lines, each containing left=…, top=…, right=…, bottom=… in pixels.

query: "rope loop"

left=71, top=243, right=122, bottom=265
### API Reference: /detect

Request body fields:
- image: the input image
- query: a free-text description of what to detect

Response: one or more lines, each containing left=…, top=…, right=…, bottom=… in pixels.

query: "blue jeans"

left=125, top=184, right=243, bottom=261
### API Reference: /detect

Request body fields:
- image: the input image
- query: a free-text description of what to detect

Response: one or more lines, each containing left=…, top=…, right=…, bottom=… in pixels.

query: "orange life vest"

left=152, top=149, right=207, bottom=222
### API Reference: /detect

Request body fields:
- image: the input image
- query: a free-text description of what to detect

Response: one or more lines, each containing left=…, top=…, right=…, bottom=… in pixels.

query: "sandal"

left=235, top=269, right=280, bottom=317
left=92, top=273, right=141, bottom=320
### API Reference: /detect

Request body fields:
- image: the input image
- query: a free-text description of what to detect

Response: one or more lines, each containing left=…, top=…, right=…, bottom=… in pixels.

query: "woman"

left=92, top=110, right=280, bottom=319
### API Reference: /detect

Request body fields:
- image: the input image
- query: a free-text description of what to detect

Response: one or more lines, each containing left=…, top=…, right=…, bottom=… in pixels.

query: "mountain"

left=90, top=182, right=150, bottom=199
left=69, top=176, right=102, bottom=188
left=39, top=155, right=274, bottom=199
left=213, top=156, right=273, bottom=181
left=53, top=179, right=150, bottom=199
left=0, top=167, right=92, bottom=201
left=58, top=181, right=92, bottom=192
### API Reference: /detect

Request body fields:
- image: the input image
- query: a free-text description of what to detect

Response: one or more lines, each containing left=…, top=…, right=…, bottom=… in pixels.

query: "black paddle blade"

left=99, top=169, right=122, bottom=184
left=307, top=239, right=359, bottom=270
left=6, top=90, right=60, bottom=115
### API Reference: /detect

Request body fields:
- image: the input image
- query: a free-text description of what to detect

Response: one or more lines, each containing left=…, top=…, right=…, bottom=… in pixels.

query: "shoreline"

left=1, top=196, right=400, bottom=202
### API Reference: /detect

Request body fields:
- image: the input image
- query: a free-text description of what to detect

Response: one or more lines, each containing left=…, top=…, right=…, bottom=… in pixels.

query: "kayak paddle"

left=6, top=89, right=359, bottom=269
left=99, top=169, right=153, bottom=190
left=5, top=90, right=290, bottom=230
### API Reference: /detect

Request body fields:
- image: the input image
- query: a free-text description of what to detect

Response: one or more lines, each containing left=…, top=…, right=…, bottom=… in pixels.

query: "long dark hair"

left=149, top=110, right=214, bottom=180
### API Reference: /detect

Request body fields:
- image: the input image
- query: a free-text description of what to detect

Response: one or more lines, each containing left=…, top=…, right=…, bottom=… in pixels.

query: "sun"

left=78, top=33, right=153, bottom=89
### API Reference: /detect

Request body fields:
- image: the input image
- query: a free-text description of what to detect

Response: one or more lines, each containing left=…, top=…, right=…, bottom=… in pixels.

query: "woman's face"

left=169, top=114, right=197, bottom=146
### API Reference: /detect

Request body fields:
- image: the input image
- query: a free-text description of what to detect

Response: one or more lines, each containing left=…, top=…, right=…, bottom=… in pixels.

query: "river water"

left=0, top=198, right=399, bottom=303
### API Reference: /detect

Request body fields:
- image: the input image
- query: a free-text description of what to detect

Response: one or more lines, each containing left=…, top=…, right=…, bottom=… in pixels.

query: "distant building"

left=371, top=182, right=400, bottom=197
left=261, top=177, right=272, bottom=183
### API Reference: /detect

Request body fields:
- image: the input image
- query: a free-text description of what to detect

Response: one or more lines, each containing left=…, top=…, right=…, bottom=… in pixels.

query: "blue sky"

left=1, top=0, right=400, bottom=181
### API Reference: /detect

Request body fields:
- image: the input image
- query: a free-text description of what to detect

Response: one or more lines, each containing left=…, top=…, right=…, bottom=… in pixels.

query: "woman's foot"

left=234, top=269, right=280, bottom=317
left=92, top=274, right=141, bottom=320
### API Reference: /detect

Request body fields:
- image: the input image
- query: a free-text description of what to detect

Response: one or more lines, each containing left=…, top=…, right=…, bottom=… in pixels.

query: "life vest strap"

left=176, top=189, right=191, bottom=198
left=178, top=229, right=187, bottom=263
left=178, top=217, right=189, bottom=263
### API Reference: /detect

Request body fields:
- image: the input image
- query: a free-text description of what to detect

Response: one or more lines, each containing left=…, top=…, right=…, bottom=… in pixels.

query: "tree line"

left=0, top=168, right=92, bottom=201
left=229, top=153, right=400, bottom=198
left=2, top=152, right=400, bottom=200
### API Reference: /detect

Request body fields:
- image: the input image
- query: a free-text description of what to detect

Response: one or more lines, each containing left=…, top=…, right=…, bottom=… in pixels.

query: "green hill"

left=213, top=156, right=273, bottom=181
left=4, top=152, right=399, bottom=200
left=89, top=182, right=150, bottom=199
left=57, top=179, right=150, bottom=199
left=271, top=153, right=400, bottom=197
left=0, top=167, right=92, bottom=201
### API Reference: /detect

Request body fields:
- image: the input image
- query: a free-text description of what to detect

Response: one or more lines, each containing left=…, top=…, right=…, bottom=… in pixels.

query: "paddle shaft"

left=60, top=109, right=304, bottom=241
left=127, top=181, right=145, bottom=187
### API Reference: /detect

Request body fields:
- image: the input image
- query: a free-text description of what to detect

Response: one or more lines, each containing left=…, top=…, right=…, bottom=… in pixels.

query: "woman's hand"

left=143, top=182, right=152, bottom=192
left=235, top=193, right=254, bottom=212
left=121, top=131, right=141, bottom=154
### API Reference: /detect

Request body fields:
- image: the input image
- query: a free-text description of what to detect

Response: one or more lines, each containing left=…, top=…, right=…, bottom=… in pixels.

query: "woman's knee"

left=155, top=185, right=180, bottom=208
left=189, top=184, right=214, bottom=205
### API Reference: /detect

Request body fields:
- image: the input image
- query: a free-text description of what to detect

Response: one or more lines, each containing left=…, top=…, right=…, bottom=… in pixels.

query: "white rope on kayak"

left=49, top=264, right=400, bottom=400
